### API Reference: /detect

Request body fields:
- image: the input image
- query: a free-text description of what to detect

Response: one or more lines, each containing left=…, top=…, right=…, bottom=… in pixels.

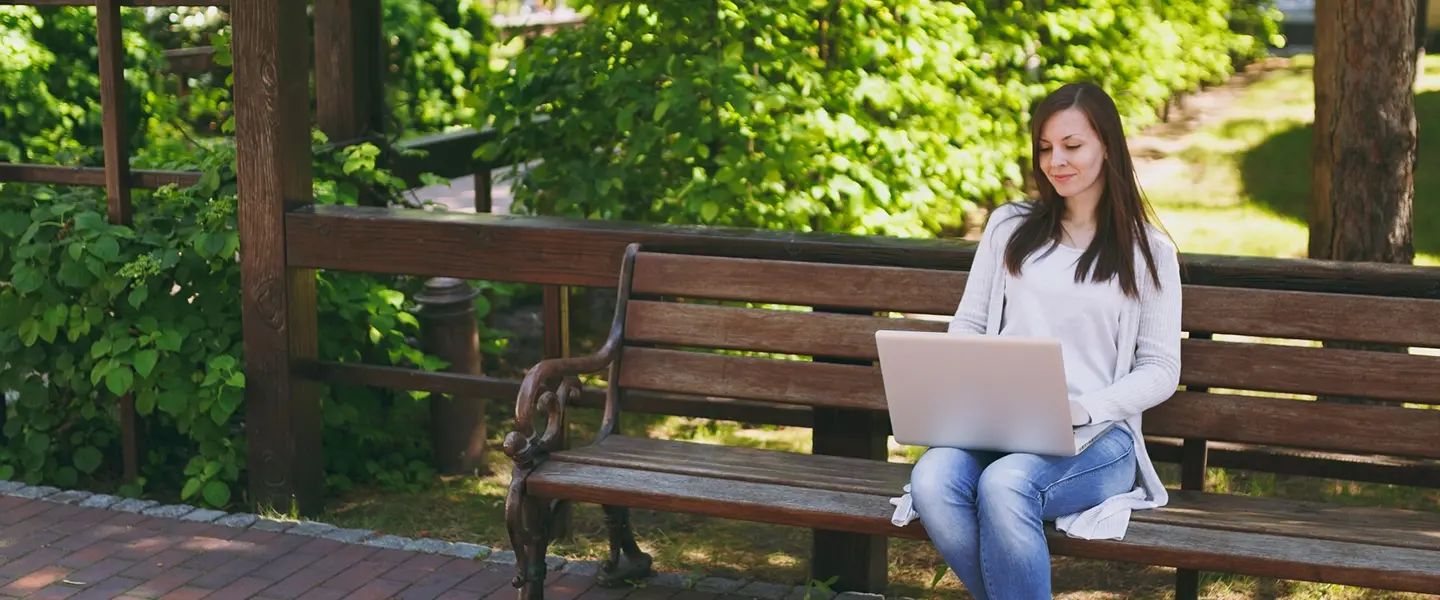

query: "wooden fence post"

left=234, top=0, right=324, bottom=517
left=96, top=0, right=142, bottom=484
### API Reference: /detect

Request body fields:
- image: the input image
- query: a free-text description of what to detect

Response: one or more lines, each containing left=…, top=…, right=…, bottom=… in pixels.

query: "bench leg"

left=506, top=476, right=553, bottom=600
left=597, top=505, right=654, bottom=587
left=1175, top=569, right=1200, bottom=600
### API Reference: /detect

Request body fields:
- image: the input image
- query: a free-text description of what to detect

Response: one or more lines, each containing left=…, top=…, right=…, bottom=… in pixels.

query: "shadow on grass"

left=1240, top=91, right=1440, bottom=257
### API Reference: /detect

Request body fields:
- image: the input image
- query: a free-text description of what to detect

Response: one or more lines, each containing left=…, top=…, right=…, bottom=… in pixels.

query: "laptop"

left=874, top=329, right=1115, bottom=457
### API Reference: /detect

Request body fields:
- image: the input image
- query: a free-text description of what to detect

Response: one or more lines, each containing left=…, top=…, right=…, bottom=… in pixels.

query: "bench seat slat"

left=551, top=437, right=1440, bottom=555
left=533, top=445, right=1440, bottom=593
left=630, top=252, right=1440, bottom=347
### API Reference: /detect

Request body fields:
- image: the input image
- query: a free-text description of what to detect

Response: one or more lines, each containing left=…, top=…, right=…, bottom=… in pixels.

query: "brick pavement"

left=0, top=495, right=699, bottom=600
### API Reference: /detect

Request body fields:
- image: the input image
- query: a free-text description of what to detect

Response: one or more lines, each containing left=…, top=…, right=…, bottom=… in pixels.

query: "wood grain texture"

left=528, top=460, right=1440, bottom=592
left=295, top=360, right=815, bottom=427
left=313, top=0, right=385, bottom=206
left=233, top=0, right=322, bottom=516
left=1145, top=392, right=1440, bottom=459
left=616, top=347, right=884, bottom=410
left=631, top=252, right=965, bottom=315
left=624, top=300, right=1440, bottom=403
left=287, top=205, right=1440, bottom=298
left=553, top=436, right=1440, bottom=554
left=1181, top=338, right=1440, bottom=404
left=0, top=163, right=203, bottom=189
left=96, top=0, right=132, bottom=225
left=631, top=253, right=1440, bottom=346
left=286, top=206, right=974, bottom=287
left=1184, top=285, right=1440, bottom=347
left=625, top=301, right=943, bottom=360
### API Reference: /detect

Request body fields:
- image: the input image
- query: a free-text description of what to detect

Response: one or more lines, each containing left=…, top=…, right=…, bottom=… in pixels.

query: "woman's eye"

left=1066, top=145, right=1081, bottom=150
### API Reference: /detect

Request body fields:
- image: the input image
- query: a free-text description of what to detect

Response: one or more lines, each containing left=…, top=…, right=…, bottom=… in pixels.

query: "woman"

left=906, top=82, right=1183, bottom=599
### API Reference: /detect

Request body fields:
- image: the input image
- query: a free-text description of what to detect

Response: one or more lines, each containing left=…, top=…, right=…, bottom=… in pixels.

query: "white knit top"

left=891, top=201, right=1183, bottom=540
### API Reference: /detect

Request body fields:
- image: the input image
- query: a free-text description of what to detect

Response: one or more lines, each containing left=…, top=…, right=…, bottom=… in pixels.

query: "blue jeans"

left=908, top=426, right=1137, bottom=600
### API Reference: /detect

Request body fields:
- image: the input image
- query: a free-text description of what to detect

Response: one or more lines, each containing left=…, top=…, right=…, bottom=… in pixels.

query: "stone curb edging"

left=0, top=481, right=892, bottom=600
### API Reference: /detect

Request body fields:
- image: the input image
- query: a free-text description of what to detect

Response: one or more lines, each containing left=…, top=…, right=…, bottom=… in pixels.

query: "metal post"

left=416, top=277, right=489, bottom=475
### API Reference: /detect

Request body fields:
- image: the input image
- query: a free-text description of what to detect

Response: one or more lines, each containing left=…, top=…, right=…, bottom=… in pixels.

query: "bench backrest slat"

left=632, top=253, right=1440, bottom=346
left=626, top=300, right=1440, bottom=405
left=617, top=347, right=885, bottom=411
left=619, top=251, right=1440, bottom=469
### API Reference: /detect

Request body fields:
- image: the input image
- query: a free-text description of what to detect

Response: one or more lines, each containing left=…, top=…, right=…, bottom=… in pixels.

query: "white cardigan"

left=891, top=201, right=1183, bottom=540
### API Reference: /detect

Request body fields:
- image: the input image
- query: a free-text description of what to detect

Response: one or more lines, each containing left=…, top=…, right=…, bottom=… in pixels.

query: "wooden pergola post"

left=314, top=0, right=385, bottom=151
left=233, top=0, right=324, bottom=516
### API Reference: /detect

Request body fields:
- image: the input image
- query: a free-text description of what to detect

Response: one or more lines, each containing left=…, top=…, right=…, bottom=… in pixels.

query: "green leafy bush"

left=0, top=135, right=454, bottom=506
left=476, top=0, right=1277, bottom=236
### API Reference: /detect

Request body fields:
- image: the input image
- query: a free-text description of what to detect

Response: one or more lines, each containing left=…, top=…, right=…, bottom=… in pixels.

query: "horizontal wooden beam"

left=163, top=47, right=219, bottom=76
left=286, top=205, right=1440, bottom=298
left=295, top=360, right=813, bottom=426
left=0, top=163, right=202, bottom=189
left=286, top=206, right=972, bottom=286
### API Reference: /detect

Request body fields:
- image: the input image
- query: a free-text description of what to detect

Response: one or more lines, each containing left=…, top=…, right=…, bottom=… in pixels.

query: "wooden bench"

left=500, top=243, right=1440, bottom=599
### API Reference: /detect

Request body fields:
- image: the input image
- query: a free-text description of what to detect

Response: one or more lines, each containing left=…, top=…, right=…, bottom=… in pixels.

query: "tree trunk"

left=1309, top=0, right=1419, bottom=264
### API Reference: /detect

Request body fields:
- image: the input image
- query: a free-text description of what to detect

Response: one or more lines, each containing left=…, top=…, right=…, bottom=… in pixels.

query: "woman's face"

left=1038, top=108, right=1106, bottom=203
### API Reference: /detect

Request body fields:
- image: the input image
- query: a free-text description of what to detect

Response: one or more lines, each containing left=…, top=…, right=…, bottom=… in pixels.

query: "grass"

left=1143, top=54, right=1440, bottom=265
left=318, top=54, right=1440, bottom=599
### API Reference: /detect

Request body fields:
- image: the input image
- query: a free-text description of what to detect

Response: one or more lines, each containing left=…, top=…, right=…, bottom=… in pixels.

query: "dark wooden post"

left=811, top=307, right=888, bottom=593
left=234, top=0, right=324, bottom=516
left=314, top=0, right=386, bottom=207
left=314, top=0, right=384, bottom=144
left=416, top=278, right=488, bottom=475
left=96, top=0, right=141, bottom=484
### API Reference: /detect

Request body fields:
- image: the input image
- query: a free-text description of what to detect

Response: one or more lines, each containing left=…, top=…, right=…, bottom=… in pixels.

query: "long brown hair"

left=1001, top=82, right=1163, bottom=299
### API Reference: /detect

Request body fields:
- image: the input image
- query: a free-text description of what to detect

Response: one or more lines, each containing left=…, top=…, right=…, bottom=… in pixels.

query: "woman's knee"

left=910, top=447, right=980, bottom=504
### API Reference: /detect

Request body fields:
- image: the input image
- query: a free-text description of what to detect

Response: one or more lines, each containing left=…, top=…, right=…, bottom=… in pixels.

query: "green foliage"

left=0, top=132, right=457, bottom=506
left=0, top=6, right=167, bottom=164
left=476, top=0, right=1278, bottom=236
left=385, top=0, right=498, bottom=134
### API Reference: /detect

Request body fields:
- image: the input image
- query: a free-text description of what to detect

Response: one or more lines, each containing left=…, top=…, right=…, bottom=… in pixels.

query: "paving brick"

left=349, top=578, right=409, bottom=600
left=65, top=557, right=137, bottom=586
left=158, top=586, right=212, bottom=600
left=119, top=548, right=196, bottom=580
left=57, top=541, right=125, bottom=569
left=203, top=576, right=272, bottom=600
left=125, top=566, right=203, bottom=598
left=0, top=548, right=69, bottom=578
left=69, top=577, right=144, bottom=600
left=0, top=565, right=70, bottom=596
left=454, top=566, right=513, bottom=595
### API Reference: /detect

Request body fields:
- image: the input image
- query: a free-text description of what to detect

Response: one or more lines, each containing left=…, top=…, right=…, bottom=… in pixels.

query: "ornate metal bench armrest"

left=502, top=348, right=615, bottom=470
